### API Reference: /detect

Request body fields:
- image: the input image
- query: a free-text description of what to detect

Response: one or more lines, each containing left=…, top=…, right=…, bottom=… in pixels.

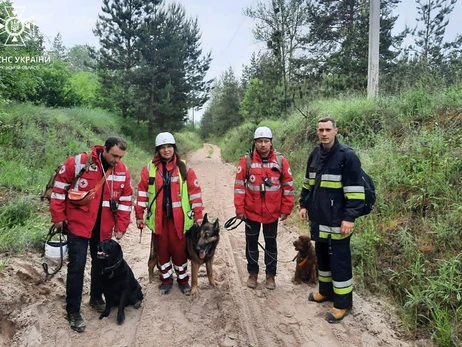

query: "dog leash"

left=224, top=216, right=248, bottom=231
left=225, top=216, right=297, bottom=264
left=224, top=217, right=268, bottom=253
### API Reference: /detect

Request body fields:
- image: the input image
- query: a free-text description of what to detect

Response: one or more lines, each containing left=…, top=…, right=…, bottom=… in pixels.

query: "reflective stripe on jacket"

left=50, top=145, right=133, bottom=240
left=135, top=155, right=203, bottom=238
left=146, top=160, right=194, bottom=233
left=234, top=148, right=295, bottom=224
left=299, top=139, right=364, bottom=242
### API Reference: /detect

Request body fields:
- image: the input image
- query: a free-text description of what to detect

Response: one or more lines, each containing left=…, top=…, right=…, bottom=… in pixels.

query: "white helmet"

left=155, top=132, right=176, bottom=147
left=254, top=126, right=273, bottom=139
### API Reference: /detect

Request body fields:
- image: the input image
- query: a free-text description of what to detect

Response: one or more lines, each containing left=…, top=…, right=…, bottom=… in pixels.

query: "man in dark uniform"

left=299, top=117, right=365, bottom=323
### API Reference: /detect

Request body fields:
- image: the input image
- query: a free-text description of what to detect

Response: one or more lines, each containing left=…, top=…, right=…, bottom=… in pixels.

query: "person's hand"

left=114, top=231, right=124, bottom=240
left=341, top=221, right=354, bottom=234
left=54, top=221, right=67, bottom=231
left=136, top=218, right=145, bottom=229
left=280, top=213, right=288, bottom=221
left=299, top=207, right=307, bottom=221
left=195, top=219, right=203, bottom=226
left=236, top=214, right=245, bottom=220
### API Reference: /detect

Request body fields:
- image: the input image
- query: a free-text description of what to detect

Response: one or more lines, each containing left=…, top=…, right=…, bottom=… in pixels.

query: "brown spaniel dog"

left=292, top=235, right=318, bottom=286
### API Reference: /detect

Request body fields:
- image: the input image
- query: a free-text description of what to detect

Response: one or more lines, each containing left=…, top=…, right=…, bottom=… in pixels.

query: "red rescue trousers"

left=155, top=217, right=189, bottom=285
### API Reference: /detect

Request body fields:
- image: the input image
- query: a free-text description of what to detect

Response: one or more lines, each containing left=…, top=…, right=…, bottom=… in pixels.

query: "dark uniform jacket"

left=299, top=138, right=365, bottom=243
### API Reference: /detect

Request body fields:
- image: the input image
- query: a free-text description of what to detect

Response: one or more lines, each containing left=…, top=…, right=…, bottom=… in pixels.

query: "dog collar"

left=101, top=257, right=123, bottom=275
left=295, top=250, right=309, bottom=268
left=298, top=257, right=308, bottom=268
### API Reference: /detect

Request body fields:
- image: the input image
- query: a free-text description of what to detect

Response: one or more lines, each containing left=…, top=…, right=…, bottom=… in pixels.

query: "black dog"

left=97, top=239, right=143, bottom=325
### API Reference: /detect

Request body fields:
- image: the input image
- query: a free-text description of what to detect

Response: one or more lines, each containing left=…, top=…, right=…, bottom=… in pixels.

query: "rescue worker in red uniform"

left=50, top=136, right=133, bottom=333
left=299, top=117, right=365, bottom=323
left=135, top=132, right=204, bottom=295
left=234, top=126, right=295, bottom=290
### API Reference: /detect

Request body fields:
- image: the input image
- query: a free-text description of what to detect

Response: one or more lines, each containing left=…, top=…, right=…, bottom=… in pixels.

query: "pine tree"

left=244, top=0, right=310, bottom=114
left=200, top=68, right=242, bottom=138
left=49, top=33, right=68, bottom=61
left=134, top=3, right=212, bottom=137
left=304, top=0, right=404, bottom=92
left=92, top=0, right=161, bottom=118
left=411, top=0, right=458, bottom=66
left=241, top=52, right=285, bottom=119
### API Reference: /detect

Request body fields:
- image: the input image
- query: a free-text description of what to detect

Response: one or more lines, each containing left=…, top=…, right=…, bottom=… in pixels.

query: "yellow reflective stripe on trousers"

left=333, top=279, right=353, bottom=295
left=319, top=275, right=332, bottom=283
left=318, top=269, right=332, bottom=283
left=319, top=231, right=351, bottom=240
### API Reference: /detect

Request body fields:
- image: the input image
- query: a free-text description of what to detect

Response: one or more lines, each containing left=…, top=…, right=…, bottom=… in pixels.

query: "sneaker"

left=179, top=283, right=191, bottom=296
left=325, top=307, right=350, bottom=323
left=67, top=312, right=86, bottom=333
left=246, top=274, right=258, bottom=289
left=265, top=275, right=276, bottom=290
left=159, top=283, right=173, bottom=295
left=308, top=292, right=331, bottom=303
left=89, top=297, right=106, bottom=313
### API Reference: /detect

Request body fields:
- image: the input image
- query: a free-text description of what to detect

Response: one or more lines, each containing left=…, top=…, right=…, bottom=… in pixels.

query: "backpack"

left=340, top=146, right=376, bottom=217
left=41, top=151, right=93, bottom=202
left=245, top=151, right=284, bottom=180
left=359, top=168, right=376, bottom=216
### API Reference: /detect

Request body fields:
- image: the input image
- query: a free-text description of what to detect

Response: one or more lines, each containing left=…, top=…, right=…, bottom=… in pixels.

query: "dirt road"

left=0, top=144, right=433, bottom=347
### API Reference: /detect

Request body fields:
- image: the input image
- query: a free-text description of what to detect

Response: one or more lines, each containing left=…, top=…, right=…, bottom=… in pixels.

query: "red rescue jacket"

left=234, top=148, right=295, bottom=224
left=134, top=155, right=204, bottom=239
left=50, top=145, right=133, bottom=240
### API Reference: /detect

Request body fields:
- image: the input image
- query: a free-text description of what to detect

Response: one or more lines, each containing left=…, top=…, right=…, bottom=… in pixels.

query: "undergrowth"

left=219, top=85, right=462, bottom=346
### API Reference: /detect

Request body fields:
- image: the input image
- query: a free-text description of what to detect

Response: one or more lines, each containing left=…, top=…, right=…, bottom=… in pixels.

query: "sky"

left=9, top=0, right=462, bottom=120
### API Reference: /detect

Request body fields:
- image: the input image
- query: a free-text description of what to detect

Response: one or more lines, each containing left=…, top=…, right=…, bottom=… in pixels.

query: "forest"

left=0, top=0, right=461, bottom=346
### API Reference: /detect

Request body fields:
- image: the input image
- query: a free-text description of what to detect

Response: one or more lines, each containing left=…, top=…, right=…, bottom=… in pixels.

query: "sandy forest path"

left=0, top=144, right=433, bottom=347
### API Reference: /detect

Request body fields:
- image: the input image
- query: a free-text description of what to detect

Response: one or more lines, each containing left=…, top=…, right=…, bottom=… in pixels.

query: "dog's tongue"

left=199, top=251, right=206, bottom=259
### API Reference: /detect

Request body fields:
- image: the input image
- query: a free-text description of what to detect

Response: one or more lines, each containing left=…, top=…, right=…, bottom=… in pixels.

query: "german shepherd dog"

left=186, top=213, right=220, bottom=295
left=292, top=235, right=318, bottom=286
left=147, top=233, right=158, bottom=283
left=97, top=239, right=144, bottom=325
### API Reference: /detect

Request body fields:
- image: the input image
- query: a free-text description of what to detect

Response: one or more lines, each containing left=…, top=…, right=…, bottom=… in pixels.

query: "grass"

left=0, top=103, right=202, bottom=254
left=217, top=85, right=462, bottom=346
left=1, top=84, right=462, bottom=345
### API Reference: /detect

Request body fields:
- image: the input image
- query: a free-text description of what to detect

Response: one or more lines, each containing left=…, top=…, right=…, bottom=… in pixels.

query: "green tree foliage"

left=0, top=1, right=44, bottom=101
left=67, top=45, right=96, bottom=74
left=382, top=0, right=462, bottom=93
left=244, top=0, right=310, bottom=113
left=199, top=68, right=242, bottom=139
left=92, top=0, right=211, bottom=135
left=69, top=72, right=101, bottom=107
left=240, top=78, right=266, bottom=124
left=303, top=0, right=404, bottom=93
left=48, top=33, right=68, bottom=61
left=133, top=3, right=212, bottom=136
left=92, top=0, right=161, bottom=118
left=241, top=52, right=286, bottom=118
left=34, top=60, right=80, bottom=107
left=411, top=0, right=461, bottom=67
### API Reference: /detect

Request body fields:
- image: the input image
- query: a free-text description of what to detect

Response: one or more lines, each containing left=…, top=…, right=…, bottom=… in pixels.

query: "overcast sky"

left=11, top=0, right=462, bottom=119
